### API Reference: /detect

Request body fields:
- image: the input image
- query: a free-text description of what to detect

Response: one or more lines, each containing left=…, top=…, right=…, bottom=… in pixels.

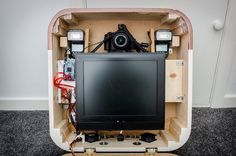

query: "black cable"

left=90, top=40, right=105, bottom=53
left=120, top=24, right=148, bottom=52
left=165, top=51, right=169, bottom=58
left=90, top=33, right=115, bottom=53
left=70, top=40, right=103, bottom=58
left=146, top=31, right=152, bottom=46
left=84, top=40, right=103, bottom=51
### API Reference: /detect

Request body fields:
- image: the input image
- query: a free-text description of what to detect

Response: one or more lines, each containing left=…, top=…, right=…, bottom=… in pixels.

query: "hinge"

left=176, top=96, right=184, bottom=101
left=84, top=148, right=96, bottom=156
left=176, top=60, right=184, bottom=66
left=145, top=147, right=158, bottom=156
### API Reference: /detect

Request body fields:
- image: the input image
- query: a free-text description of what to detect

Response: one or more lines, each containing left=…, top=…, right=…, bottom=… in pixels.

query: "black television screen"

left=75, top=53, right=165, bottom=130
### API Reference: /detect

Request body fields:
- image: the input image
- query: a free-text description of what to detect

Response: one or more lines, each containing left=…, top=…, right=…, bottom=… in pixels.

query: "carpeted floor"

left=0, top=108, right=235, bottom=156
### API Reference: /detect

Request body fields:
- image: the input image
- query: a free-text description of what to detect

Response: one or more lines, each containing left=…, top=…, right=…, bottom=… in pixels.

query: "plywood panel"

left=52, top=35, right=64, bottom=127
left=84, top=28, right=90, bottom=53
left=60, top=37, right=68, bottom=48
left=150, top=28, right=155, bottom=53
left=176, top=34, right=190, bottom=127
left=165, top=103, right=177, bottom=130
left=166, top=60, right=183, bottom=102
left=69, top=19, right=170, bottom=52
left=161, top=13, right=179, bottom=24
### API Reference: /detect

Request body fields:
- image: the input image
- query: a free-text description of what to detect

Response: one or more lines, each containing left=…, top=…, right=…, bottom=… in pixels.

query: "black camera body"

left=104, top=24, right=148, bottom=52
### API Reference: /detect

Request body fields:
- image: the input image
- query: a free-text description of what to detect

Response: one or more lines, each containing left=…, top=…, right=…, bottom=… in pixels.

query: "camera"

left=104, top=25, right=132, bottom=52
left=104, top=24, right=148, bottom=52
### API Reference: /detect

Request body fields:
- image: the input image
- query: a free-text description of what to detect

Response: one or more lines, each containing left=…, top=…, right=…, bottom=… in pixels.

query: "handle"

left=213, top=20, right=224, bottom=31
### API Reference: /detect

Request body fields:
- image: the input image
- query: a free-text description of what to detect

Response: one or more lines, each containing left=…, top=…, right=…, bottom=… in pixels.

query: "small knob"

left=213, top=20, right=224, bottom=31
left=117, top=134, right=124, bottom=141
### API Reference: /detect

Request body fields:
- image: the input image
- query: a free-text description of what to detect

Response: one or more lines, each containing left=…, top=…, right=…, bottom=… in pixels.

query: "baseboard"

left=193, top=102, right=236, bottom=108
left=211, top=103, right=236, bottom=108
left=0, top=97, right=48, bottom=110
left=193, top=103, right=211, bottom=108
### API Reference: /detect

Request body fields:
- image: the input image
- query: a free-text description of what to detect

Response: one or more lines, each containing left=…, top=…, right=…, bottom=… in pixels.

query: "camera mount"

left=90, top=24, right=149, bottom=53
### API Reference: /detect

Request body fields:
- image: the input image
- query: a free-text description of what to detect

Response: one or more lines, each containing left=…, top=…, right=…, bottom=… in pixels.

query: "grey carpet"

left=0, top=108, right=235, bottom=156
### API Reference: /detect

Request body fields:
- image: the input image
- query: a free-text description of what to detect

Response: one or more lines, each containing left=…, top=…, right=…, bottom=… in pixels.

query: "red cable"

left=54, top=72, right=77, bottom=129
left=53, top=72, right=75, bottom=89
left=53, top=72, right=76, bottom=101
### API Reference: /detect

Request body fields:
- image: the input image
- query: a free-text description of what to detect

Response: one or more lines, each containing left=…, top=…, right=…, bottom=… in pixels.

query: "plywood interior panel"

left=68, top=19, right=170, bottom=52
left=52, top=35, right=64, bottom=127
left=176, top=34, right=190, bottom=127
left=165, top=103, right=177, bottom=130
left=84, top=28, right=90, bottom=53
left=166, top=60, right=183, bottom=102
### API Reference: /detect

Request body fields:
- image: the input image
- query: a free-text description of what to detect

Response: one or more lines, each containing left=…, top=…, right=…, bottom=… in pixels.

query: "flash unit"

left=67, top=30, right=85, bottom=53
left=155, top=30, right=172, bottom=41
left=68, top=30, right=84, bottom=41
left=155, top=30, right=172, bottom=58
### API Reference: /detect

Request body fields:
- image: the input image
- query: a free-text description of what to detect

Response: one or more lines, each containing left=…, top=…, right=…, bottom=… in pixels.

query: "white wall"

left=211, top=0, right=236, bottom=108
left=0, top=0, right=86, bottom=110
left=0, top=0, right=232, bottom=110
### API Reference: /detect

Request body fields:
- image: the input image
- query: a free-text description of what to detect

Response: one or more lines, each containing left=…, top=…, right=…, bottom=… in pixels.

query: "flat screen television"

left=75, top=53, right=165, bottom=130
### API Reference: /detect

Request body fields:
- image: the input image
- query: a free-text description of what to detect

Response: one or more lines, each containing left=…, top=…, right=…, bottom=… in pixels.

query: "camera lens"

left=113, top=33, right=128, bottom=48
left=116, top=36, right=126, bottom=46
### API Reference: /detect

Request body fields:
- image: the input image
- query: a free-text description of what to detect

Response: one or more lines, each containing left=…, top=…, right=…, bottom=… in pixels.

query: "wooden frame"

left=48, top=8, right=193, bottom=154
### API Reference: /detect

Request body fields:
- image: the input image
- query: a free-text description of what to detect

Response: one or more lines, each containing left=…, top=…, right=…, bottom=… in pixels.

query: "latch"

left=176, top=60, right=184, bottom=66
left=84, top=148, right=96, bottom=156
left=145, top=147, right=158, bottom=156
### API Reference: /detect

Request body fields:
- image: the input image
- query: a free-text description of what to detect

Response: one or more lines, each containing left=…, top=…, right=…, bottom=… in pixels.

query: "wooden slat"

left=175, top=33, right=190, bottom=127
left=169, top=118, right=184, bottom=142
left=63, top=13, right=79, bottom=25
left=57, top=120, right=69, bottom=143
left=169, top=126, right=180, bottom=142
left=52, top=26, right=66, bottom=36
left=171, top=36, right=180, bottom=47
left=97, top=130, right=159, bottom=138
left=60, top=37, right=68, bottom=48
left=52, top=35, right=64, bottom=127
left=172, top=24, right=188, bottom=36
left=171, top=18, right=188, bottom=36
left=59, top=19, right=69, bottom=29
left=160, top=130, right=178, bottom=146
left=55, top=18, right=69, bottom=29
left=161, top=13, right=179, bottom=25
left=170, top=18, right=185, bottom=30
left=84, top=28, right=90, bottom=53
left=170, top=118, right=183, bottom=136
left=149, top=28, right=155, bottom=53
left=165, top=103, right=177, bottom=129
left=52, top=18, right=68, bottom=36
left=166, top=60, right=183, bottom=102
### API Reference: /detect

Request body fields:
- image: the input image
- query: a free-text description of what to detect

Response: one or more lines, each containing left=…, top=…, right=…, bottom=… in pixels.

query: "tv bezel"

left=75, top=53, right=165, bottom=130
